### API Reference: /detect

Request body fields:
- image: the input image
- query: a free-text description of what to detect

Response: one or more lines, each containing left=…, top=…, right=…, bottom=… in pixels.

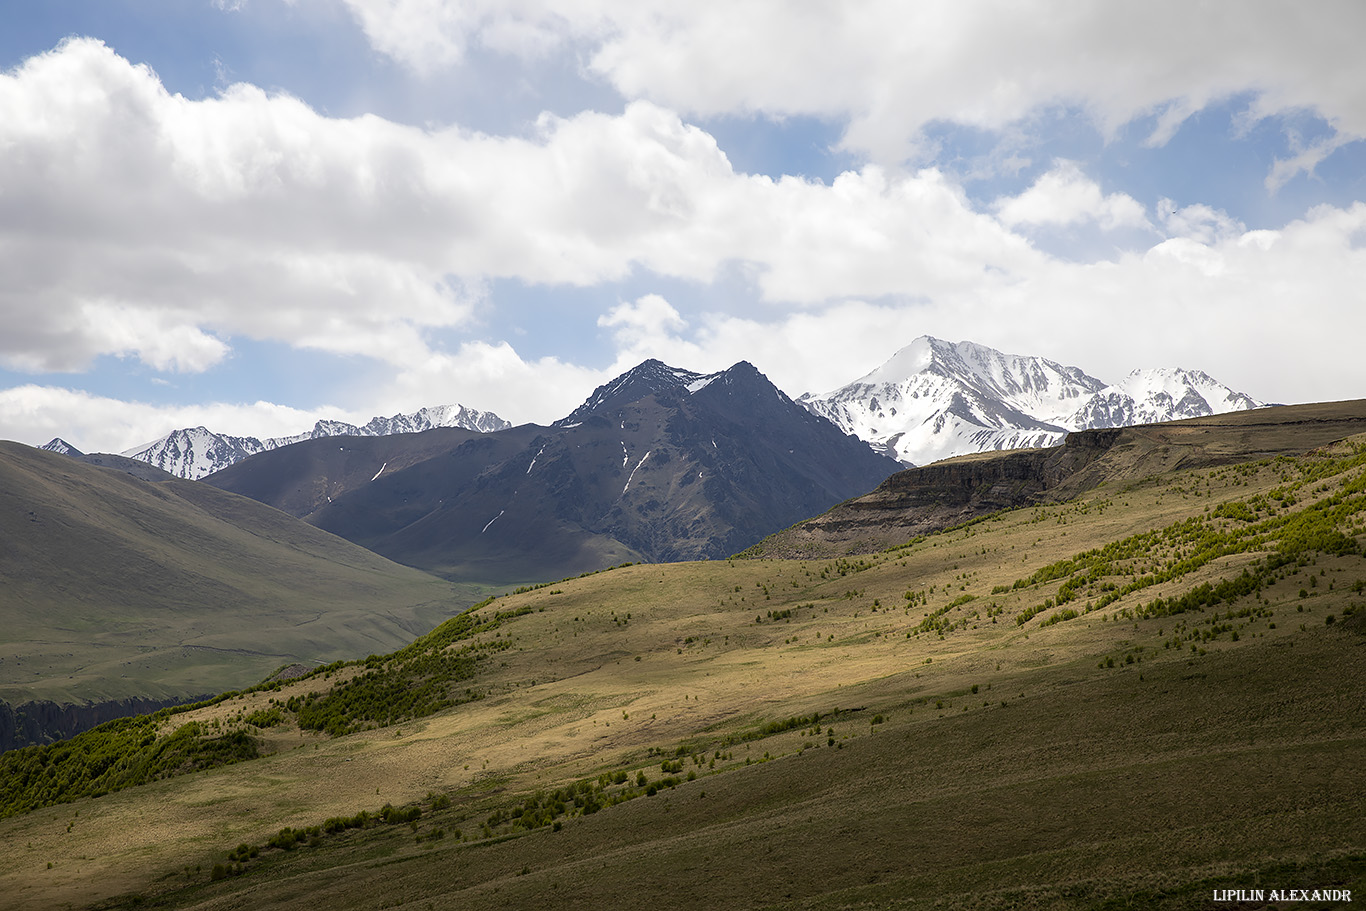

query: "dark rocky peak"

left=689, top=362, right=824, bottom=432
left=554, top=359, right=717, bottom=426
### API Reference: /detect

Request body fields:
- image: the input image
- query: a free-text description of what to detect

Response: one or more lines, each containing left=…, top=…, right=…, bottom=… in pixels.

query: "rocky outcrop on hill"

left=746, top=430, right=1118, bottom=557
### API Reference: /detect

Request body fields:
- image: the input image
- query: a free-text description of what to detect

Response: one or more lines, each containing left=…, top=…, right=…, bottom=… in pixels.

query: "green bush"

left=0, top=720, right=259, bottom=818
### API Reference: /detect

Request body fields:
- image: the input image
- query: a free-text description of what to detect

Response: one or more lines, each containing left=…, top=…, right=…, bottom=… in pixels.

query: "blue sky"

left=1, top=1, right=1363, bottom=451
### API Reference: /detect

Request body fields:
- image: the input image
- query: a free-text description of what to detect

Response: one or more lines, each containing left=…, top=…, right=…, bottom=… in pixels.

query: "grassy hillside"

left=0, top=442, right=483, bottom=706
left=2, top=434, right=1364, bottom=909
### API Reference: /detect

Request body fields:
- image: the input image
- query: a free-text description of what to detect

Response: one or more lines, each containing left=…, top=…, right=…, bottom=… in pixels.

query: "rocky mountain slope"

left=116, top=404, right=511, bottom=480
left=206, top=360, right=900, bottom=582
left=799, top=336, right=1266, bottom=465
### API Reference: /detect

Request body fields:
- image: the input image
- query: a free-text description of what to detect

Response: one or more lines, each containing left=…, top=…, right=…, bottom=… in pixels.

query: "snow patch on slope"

left=622, top=450, right=651, bottom=495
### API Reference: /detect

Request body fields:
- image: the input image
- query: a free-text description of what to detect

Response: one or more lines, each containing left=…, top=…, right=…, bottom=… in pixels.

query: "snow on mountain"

left=122, top=427, right=269, bottom=480
left=122, top=405, right=512, bottom=480
left=553, top=359, right=726, bottom=427
left=800, top=338, right=1267, bottom=466
left=40, top=438, right=85, bottom=456
left=1065, top=368, right=1264, bottom=429
left=358, top=404, right=512, bottom=436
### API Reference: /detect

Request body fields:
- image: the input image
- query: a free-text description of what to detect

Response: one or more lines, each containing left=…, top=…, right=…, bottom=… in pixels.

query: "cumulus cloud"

left=0, top=38, right=1041, bottom=383
left=2, top=33, right=1364, bottom=449
left=0, top=385, right=350, bottom=454
left=337, top=1, right=1366, bottom=173
left=337, top=0, right=585, bottom=70
left=0, top=39, right=478, bottom=374
left=580, top=202, right=1366, bottom=409
left=995, top=162, right=1150, bottom=231
left=1157, top=199, right=1244, bottom=245
left=351, top=339, right=608, bottom=428
left=598, top=294, right=686, bottom=349
left=8, top=184, right=1364, bottom=445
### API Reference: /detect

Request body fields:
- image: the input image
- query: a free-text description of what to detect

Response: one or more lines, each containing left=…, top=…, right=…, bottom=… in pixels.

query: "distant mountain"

left=40, top=438, right=83, bottom=456
left=207, top=360, right=900, bottom=582
left=1067, top=368, right=1263, bottom=429
left=799, top=337, right=1267, bottom=466
left=121, top=404, right=511, bottom=480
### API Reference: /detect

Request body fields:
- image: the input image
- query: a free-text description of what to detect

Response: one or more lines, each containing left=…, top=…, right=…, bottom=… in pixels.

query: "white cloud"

left=0, top=39, right=478, bottom=374
left=0, top=39, right=1040, bottom=383
left=715, top=166, right=1042, bottom=304
left=10, top=180, right=1363, bottom=447
left=587, top=202, right=1366, bottom=409
left=995, top=162, right=1150, bottom=231
left=2, top=34, right=1364, bottom=450
left=1266, top=131, right=1356, bottom=192
left=337, top=0, right=586, bottom=70
left=0, top=385, right=349, bottom=453
left=1157, top=199, right=1244, bottom=245
left=336, top=1, right=1366, bottom=174
left=598, top=294, right=686, bottom=348
left=354, top=339, right=608, bottom=428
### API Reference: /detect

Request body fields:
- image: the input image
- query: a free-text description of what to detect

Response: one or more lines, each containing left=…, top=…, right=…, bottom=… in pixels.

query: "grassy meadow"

left=2, top=436, right=1365, bottom=909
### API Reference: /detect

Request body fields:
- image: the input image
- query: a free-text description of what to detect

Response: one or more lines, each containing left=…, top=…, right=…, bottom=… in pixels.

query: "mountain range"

left=50, top=404, right=513, bottom=481
left=205, top=360, right=900, bottom=582
left=799, top=336, right=1266, bottom=465
left=42, top=338, right=1264, bottom=481
left=7, top=396, right=1366, bottom=910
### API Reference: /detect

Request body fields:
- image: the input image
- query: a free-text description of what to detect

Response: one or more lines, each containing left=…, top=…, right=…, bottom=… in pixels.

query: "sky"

left=1, top=1, right=1364, bottom=452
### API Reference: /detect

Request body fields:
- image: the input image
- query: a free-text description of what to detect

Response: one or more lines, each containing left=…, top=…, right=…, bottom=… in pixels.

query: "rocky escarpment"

left=745, top=429, right=1120, bottom=558
left=0, top=695, right=205, bottom=753
left=866, top=428, right=1121, bottom=509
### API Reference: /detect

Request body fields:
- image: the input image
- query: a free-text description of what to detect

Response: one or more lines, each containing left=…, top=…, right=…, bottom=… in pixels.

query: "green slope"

left=0, top=442, right=474, bottom=705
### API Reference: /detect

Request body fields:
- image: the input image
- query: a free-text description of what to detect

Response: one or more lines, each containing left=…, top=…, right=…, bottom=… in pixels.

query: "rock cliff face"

left=751, top=429, right=1119, bottom=557
left=862, top=428, right=1122, bottom=512
left=0, top=695, right=202, bottom=753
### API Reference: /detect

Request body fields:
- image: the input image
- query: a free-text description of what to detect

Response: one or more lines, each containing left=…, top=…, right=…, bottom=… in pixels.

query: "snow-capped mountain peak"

left=1065, top=367, right=1263, bottom=430
left=120, top=405, right=512, bottom=480
left=801, top=337, right=1266, bottom=466
left=39, top=438, right=85, bottom=456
